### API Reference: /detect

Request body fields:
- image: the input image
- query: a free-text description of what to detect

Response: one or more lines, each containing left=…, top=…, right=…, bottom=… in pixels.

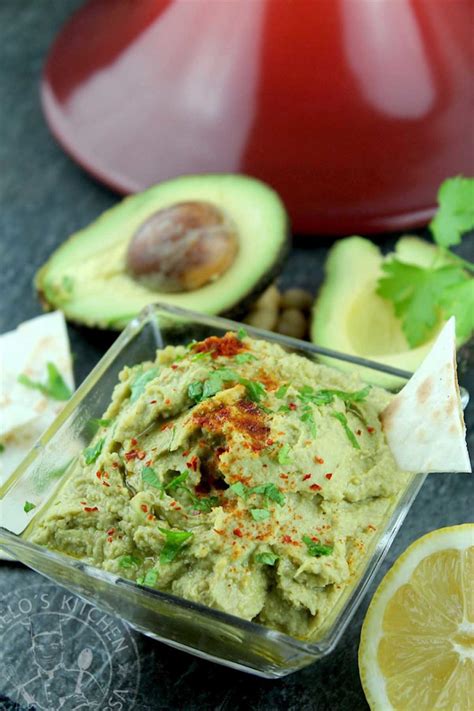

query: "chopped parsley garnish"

left=298, top=385, right=370, bottom=406
left=23, top=501, right=36, bottom=513
left=250, top=508, right=270, bottom=522
left=158, top=528, right=193, bottom=563
left=89, top=418, right=113, bottom=428
left=377, top=177, right=474, bottom=347
left=119, top=555, right=141, bottom=568
left=202, top=372, right=227, bottom=399
left=130, top=368, right=159, bottom=403
left=136, top=569, right=158, bottom=586
left=300, top=405, right=317, bottom=437
left=18, top=362, right=72, bottom=401
left=255, top=552, right=279, bottom=566
left=142, top=466, right=161, bottom=489
left=278, top=443, right=292, bottom=465
left=190, top=351, right=211, bottom=362
left=303, top=536, right=333, bottom=557
left=234, top=353, right=257, bottom=364
left=165, top=471, right=189, bottom=492
left=331, top=411, right=360, bottom=449
left=250, top=483, right=285, bottom=506
left=0, top=443, right=4, bottom=453
left=229, top=482, right=248, bottom=498
left=278, top=405, right=291, bottom=414
left=237, top=327, right=248, bottom=340
left=83, top=438, right=105, bottom=465
left=275, top=384, right=289, bottom=399
left=188, top=381, right=204, bottom=402
left=192, top=495, right=219, bottom=513
left=240, top=378, right=267, bottom=403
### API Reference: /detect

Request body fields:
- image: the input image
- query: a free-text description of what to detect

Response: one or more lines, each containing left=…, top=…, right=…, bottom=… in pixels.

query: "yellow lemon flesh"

left=359, top=524, right=474, bottom=710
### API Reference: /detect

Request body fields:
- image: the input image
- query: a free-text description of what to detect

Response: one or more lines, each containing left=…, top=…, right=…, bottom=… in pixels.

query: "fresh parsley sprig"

left=18, top=362, right=72, bottom=401
left=377, top=177, right=474, bottom=347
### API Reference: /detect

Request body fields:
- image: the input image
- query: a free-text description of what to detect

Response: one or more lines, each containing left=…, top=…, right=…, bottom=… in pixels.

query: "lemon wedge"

left=359, top=524, right=474, bottom=710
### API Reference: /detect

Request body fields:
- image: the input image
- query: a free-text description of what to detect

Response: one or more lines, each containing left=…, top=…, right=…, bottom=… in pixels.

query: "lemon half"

left=359, top=524, right=474, bottom=710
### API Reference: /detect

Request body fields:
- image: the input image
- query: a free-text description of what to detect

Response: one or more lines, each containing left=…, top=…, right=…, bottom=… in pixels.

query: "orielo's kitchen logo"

left=0, top=584, right=140, bottom=711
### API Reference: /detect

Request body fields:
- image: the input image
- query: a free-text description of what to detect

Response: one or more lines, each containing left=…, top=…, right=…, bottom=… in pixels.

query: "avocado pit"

left=126, top=201, right=239, bottom=292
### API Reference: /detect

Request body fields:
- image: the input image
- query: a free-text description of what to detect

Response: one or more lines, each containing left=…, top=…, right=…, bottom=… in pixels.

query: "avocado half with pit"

left=36, top=174, right=290, bottom=329
left=310, top=236, right=464, bottom=387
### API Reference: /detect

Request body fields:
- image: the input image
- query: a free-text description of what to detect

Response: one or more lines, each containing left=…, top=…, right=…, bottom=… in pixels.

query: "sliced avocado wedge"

left=36, top=174, right=289, bottom=329
left=310, top=236, right=462, bottom=387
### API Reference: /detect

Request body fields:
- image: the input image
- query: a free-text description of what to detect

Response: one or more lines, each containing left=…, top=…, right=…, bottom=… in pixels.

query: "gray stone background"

left=1, top=2, right=472, bottom=710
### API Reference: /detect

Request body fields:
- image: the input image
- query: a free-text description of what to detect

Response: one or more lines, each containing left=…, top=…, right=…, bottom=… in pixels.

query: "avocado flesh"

left=310, top=236, right=461, bottom=388
left=36, top=174, right=289, bottom=329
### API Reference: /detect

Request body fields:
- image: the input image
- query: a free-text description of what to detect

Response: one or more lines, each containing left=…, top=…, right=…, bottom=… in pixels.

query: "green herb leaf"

left=430, top=177, right=474, bottom=248
left=188, top=381, right=204, bottom=402
left=278, top=443, right=292, bottom=465
left=229, top=482, right=248, bottom=498
left=240, top=379, right=267, bottom=403
left=142, top=466, right=161, bottom=489
left=202, top=372, right=226, bottom=399
left=0, top=443, right=4, bottom=453
left=249, top=483, right=285, bottom=506
left=302, top=536, right=333, bottom=557
left=119, top=555, right=141, bottom=568
left=234, top=353, right=257, bottom=364
left=17, top=362, right=72, bottom=401
left=191, top=495, right=219, bottom=513
left=158, top=528, right=193, bottom=563
left=278, top=405, right=291, bottom=413
left=130, top=368, right=159, bottom=403
left=275, top=384, right=289, bottom=399
left=255, top=552, right=279, bottom=566
left=300, top=406, right=317, bottom=437
left=23, top=501, right=36, bottom=513
left=331, top=411, right=360, bottom=449
left=137, top=568, right=158, bottom=586
left=377, top=261, right=466, bottom=347
left=237, top=327, right=248, bottom=340
left=438, top=278, right=474, bottom=343
left=83, top=438, right=105, bottom=465
left=165, top=471, right=189, bottom=492
left=298, top=385, right=370, bottom=406
left=250, top=508, right=270, bottom=522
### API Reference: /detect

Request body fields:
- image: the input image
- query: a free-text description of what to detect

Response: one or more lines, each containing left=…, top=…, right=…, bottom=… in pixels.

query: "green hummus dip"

left=27, top=332, right=410, bottom=639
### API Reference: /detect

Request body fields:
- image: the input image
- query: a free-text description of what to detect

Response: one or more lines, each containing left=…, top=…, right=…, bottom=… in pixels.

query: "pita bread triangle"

left=381, top=317, right=471, bottom=473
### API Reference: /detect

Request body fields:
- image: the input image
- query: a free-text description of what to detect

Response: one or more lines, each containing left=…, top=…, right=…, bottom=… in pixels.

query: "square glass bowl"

left=0, top=304, right=428, bottom=678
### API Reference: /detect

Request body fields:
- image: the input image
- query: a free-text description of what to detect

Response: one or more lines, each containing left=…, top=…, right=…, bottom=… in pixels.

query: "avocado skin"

left=35, top=174, right=290, bottom=330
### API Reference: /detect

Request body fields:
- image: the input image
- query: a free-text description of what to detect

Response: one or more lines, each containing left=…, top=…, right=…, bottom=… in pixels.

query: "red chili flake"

left=140, top=504, right=148, bottom=513
left=80, top=501, right=86, bottom=505
left=310, top=483, right=322, bottom=491
left=367, top=426, right=375, bottom=434
left=125, top=450, right=138, bottom=461
left=170, top=501, right=176, bottom=508
left=356, top=429, right=362, bottom=436
left=102, top=481, right=110, bottom=487
left=137, top=451, right=146, bottom=460
left=107, top=528, right=115, bottom=535
left=160, top=422, right=173, bottom=431
left=147, top=514, right=155, bottom=521
left=280, top=473, right=288, bottom=480
left=282, top=535, right=292, bottom=544
left=145, top=459, right=153, bottom=467
left=107, top=536, right=113, bottom=543
left=83, top=506, right=99, bottom=512
left=130, top=438, right=138, bottom=446
left=367, top=524, right=377, bottom=531
left=311, top=536, right=320, bottom=542
left=233, top=528, right=243, bottom=538
left=174, top=506, right=182, bottom=511
left=150, top=400, right=157, bottom=404
left=112, top=462, right=119, bottom=469
left=103, top=471, right=109, bottom=478
left=314, top=456, right=324, bottom=464
left=267, top=438, right=274, bottom=446
left=325, top=473, right=333, bottom=480
left=96, top=470, right=102, bottom=479
left=171, top=364, right=178, bottom=370
left=289, top=402, right=297, bottom=411
left=164, top=398, right=171, bottom=405
left=186, top=456, right=199, bottom=472
left=213, top=529, right=224, bottom=535
left=181, top=450, right=190, bottom=457
left=302, top=474, right=312, bottom=481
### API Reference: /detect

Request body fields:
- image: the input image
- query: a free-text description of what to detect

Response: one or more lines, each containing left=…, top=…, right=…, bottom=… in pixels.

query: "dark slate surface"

left=0, top=3, right=473, bottom=711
